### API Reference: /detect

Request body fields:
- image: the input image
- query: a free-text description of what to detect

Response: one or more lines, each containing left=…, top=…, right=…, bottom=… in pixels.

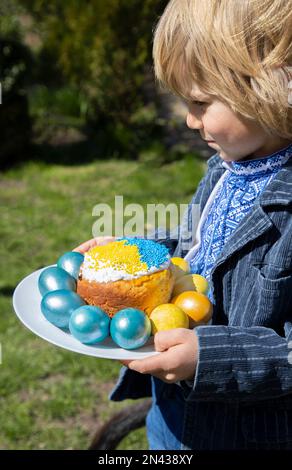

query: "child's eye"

left=191, top=100, right=206, bottom=107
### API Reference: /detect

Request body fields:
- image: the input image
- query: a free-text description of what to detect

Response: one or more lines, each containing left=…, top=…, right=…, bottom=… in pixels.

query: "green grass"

left=0, top=154, right=205, bottom=450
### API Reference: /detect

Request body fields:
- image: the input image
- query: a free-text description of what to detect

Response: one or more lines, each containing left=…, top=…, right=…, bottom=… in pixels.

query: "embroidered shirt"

left=187, top=143, right=292, bottom=300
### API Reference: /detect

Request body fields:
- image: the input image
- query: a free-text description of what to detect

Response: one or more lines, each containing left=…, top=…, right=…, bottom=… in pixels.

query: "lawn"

left=0, top=154, right=205, bottom=450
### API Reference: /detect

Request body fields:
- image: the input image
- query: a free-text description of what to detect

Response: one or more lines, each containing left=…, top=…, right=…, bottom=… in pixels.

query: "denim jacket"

left=109, top=153, right=292, bottom=450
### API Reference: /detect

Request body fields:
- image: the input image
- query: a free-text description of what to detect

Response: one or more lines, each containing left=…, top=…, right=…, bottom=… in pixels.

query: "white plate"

left=12, top=266, right=159, bottom=360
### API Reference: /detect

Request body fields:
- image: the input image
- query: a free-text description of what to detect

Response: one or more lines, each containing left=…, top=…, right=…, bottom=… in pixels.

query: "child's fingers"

left=120, top=360, right=131, bottom=367
left=72, top=241, right=93, bottom=253
left=72, top=236, right=116, bottom=253
left=124, top=350, right=173, bottom=375
left=119, top=331, right=192, bottom=373
left=154, top=328, right=190, bottom=352
left=97, top=236, right=116, bottom=246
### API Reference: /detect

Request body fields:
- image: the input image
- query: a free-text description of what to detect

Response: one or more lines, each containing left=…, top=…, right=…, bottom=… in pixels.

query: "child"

left=75, top=0, right=292, bottom=450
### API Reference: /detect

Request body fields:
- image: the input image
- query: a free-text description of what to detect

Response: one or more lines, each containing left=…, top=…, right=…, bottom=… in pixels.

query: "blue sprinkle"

left=117, top=237, right=170, bottom=269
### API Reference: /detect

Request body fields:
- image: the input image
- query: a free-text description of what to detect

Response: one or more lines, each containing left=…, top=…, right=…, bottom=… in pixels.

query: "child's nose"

left=186, top=111, right=203, bottom=130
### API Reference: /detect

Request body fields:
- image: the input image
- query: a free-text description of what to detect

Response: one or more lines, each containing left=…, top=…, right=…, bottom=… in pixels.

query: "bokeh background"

left=0, top=0, right=212, bottom=449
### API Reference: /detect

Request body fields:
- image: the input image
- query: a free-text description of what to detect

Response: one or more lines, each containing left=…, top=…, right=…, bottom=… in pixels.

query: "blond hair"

left=153, top=0, right=292, bottom=139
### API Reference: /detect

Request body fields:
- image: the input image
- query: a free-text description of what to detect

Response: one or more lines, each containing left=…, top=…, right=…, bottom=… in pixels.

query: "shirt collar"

left=222, top=143, right=292, bottom=176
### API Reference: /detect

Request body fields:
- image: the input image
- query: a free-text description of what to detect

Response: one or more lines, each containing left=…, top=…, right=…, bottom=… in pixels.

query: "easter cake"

left=76, top=237, right=174, bottom=317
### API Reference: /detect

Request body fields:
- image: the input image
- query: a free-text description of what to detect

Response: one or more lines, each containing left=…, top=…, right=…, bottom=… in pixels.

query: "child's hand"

left=73, top=236, right=116, bottom=254
left=121, top=328, right=198, bottom=384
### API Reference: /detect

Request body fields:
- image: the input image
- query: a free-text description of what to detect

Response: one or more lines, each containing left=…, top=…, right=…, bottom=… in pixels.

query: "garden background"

left=0, top=0, right=212, bottom=450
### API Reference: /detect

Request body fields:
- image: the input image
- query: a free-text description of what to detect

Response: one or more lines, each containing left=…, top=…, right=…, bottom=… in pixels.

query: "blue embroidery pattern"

left=189, top=144, right=292, bottom=301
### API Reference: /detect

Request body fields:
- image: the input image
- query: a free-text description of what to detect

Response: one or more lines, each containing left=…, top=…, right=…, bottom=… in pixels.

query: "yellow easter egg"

left=172, top=291, right=213, bottom=327
left=149, top=303, right=189, bottom=334
left=172, top=273, right=209, bottom=296
left=191, top=274, right=209, bottom=295
left=173, top=273, right=196, bottom=296
left=170, top=257, right=190, bottom=279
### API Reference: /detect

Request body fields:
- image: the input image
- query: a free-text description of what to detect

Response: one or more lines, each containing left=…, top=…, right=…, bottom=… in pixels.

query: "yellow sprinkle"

left=88, top=240, right=148, bottom=275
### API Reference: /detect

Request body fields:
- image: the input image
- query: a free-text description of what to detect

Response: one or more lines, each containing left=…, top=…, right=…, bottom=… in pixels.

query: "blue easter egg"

left=110, top=308, right=151, bottom=350
left=38, top=266, right=76, bottom=296
left=69, top=306, right=110, bottom=344
left=57, top=252, right=84, bottom=280
left=41, top=289, right=86, bottom=328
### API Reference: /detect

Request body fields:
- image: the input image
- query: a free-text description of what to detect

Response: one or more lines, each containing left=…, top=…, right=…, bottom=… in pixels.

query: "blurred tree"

left=0, top=1, right=32, bottom=168
left=20, top=0, right=168, bottom=157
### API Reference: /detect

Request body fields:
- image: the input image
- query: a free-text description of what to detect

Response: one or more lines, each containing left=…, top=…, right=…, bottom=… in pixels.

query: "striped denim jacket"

left=109, top=152, right=292, bottom=450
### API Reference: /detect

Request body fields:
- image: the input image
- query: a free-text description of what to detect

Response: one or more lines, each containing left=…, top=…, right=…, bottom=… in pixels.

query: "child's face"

left=186, top=87, right=290, bottom=161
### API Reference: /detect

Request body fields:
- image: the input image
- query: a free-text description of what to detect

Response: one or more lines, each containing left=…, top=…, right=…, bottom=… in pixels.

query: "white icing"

left=80, top=258, right=170, bottom=283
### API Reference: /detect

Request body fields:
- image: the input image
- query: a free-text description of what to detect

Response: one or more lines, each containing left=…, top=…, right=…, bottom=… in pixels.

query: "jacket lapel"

left=210, top=203, right=273, bottom=272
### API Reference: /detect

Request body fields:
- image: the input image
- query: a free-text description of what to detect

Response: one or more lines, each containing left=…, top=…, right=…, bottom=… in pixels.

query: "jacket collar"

left=259, top=155, right=292, bottom=206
